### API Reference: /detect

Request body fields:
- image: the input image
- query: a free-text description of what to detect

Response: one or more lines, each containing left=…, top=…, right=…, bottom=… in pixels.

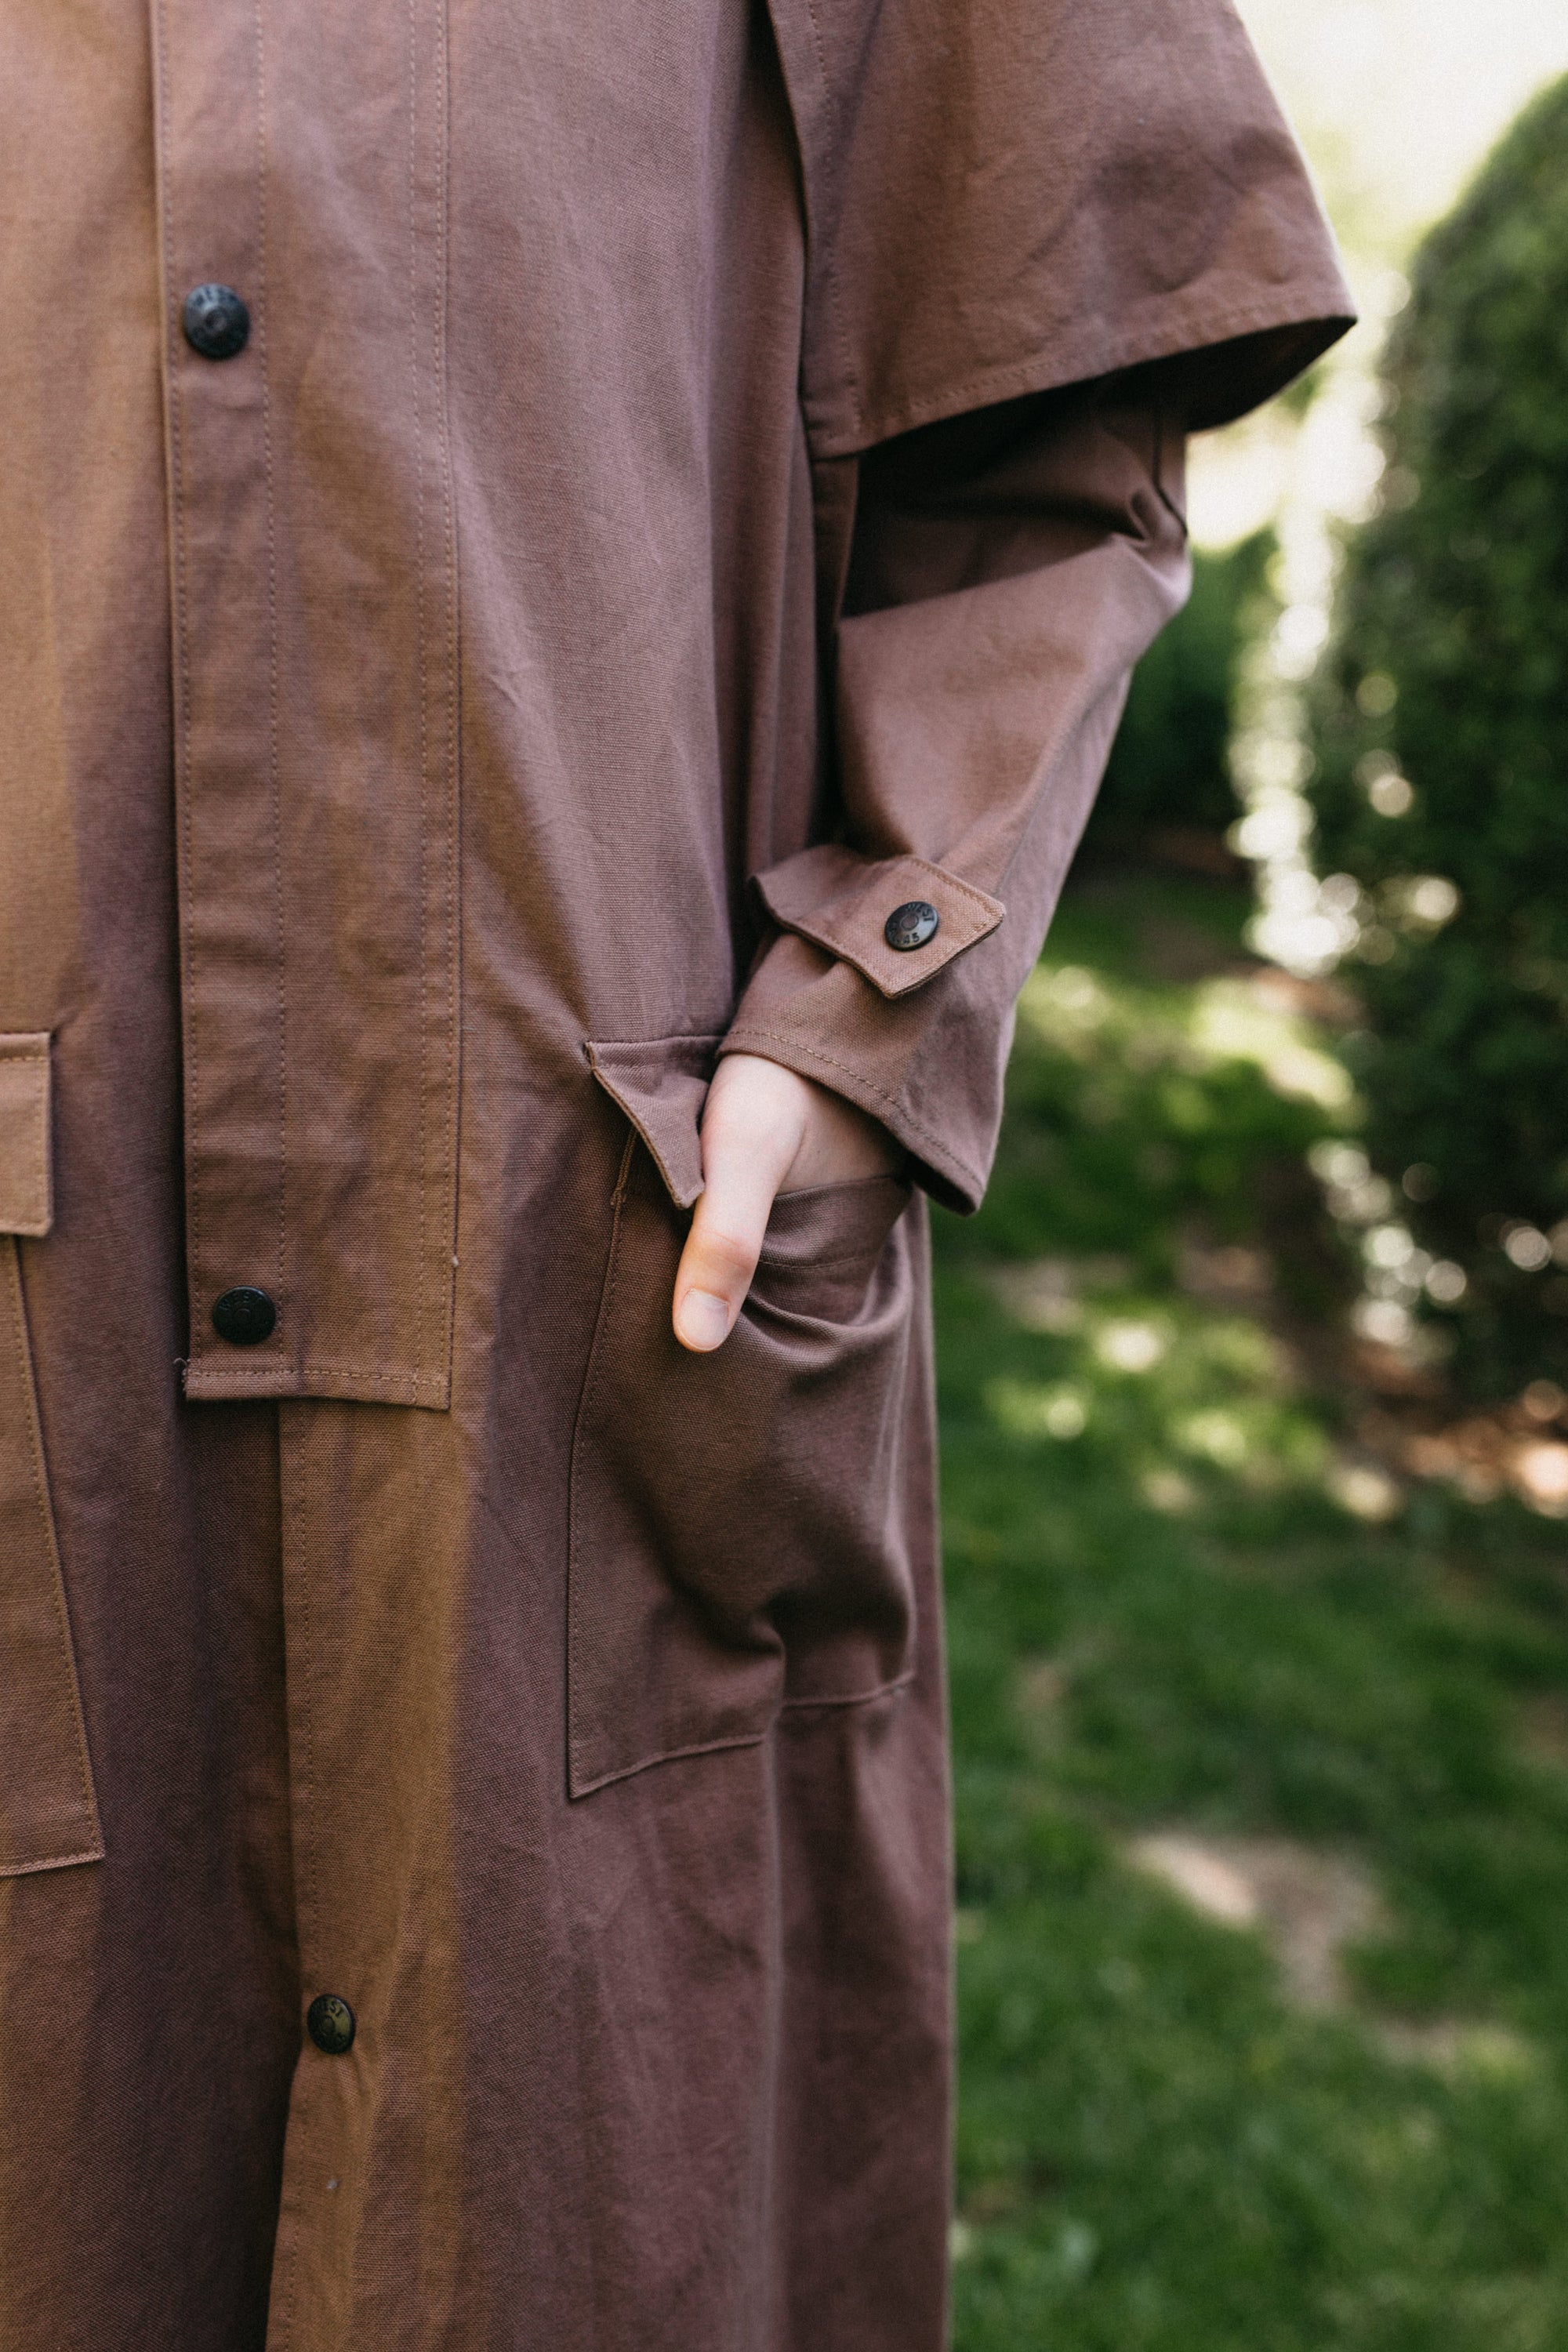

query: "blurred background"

left=939, top=9, right=1568, bottom=2344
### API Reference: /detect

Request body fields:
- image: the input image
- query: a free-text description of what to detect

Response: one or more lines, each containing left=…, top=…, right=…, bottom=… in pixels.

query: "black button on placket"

left=181, top=283, right=251, bottom=360
left=306, top=1995, right=357, bottom=2056
left=211, top=1287, right=278, bottom=1345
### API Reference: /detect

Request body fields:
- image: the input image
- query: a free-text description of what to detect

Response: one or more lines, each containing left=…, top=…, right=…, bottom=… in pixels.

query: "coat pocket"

left=569, top=1036, right=920, bottom=1796
left=0, top=1035, right=103, bottom=1875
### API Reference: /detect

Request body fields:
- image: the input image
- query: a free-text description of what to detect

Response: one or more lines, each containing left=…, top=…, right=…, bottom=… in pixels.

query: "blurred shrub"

left=1083, top=532, right=1272, bottom=855
left=1307, top=74, right=1568, bottom=1396
left=966, top=933, right=1348, bottom=1325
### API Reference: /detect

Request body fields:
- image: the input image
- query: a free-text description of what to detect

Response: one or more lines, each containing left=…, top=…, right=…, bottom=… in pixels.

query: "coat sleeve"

left=720, top=383, right=1191, bottom=1210
left=718, top=0, right=1354, bottom=1210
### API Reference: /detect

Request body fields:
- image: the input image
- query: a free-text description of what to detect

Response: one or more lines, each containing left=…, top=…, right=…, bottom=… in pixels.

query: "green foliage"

left=938, top=877, right=1568, bottom=2350
left=1307, top=75, right=1568, bottom=1396
left=950, top=870, right=1352, bottom=1323
left=1085, top=533, right=1272, bottom=848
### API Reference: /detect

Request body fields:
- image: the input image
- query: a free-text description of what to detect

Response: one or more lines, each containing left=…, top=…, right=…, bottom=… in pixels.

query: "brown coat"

left=0, top=1, right=1349, bottom=2344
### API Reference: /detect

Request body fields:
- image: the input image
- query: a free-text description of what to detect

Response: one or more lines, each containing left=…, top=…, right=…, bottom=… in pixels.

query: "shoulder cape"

left=766, top=0, right=1356, bottom=452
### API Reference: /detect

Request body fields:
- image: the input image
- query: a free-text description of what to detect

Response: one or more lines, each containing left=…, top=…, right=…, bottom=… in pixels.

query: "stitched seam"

left=565, top=1134, right=637, bottom=1791
left=797, top=0, right=860, bottom=434
left=572, top=1726, right=771, bottom=1798
left=5, top=1240, right=100, bottom=1846
left=31, top=1058, right=45, bottom=1227
left=588, top=1033, right=726, bottom=1059
left=0, top=1044, right=49, bottom=1234
left=185, top=1362, right=445, bottom=1387
left=762, top=869, right=1004, bottom=998
left=154, top=0, right=203, bottom=1320
left=720, top=1025, right=983, bottom=1193
left=883, top=858, right=1004, bottom=918
left=770, top=918, right=961, bottom=997
left=764, top=858, right=1004, bottom=929
left=408, top=0, right=431, bottom=1390
left=255, top=0, right=289, bottom=1354
left=436, top=0, right=460, bottom=1391
left=721, top=1026, right=916, bottom=1119
left=292, top=1414, right=321, bottom=1939
left=275, top=1405, right=316, bottom=2352
left=0, top=1848, right=103, bottom=1878
left=779, top=1668, right=916, bottom=1714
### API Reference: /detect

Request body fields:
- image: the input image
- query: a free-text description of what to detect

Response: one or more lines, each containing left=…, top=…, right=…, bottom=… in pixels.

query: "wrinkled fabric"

left=0, top=0, right=1349, bottom=2344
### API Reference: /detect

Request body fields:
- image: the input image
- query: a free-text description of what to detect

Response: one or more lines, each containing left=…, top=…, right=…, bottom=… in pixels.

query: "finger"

left=672, top=1153, right=778, bottom=1351
left=673, top=1106, right=797, bottom=1353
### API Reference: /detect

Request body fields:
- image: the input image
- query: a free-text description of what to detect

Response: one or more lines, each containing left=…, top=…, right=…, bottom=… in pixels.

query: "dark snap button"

left=181, top=283, right=251, bottom=360
left=884, top=899, right=940, bottom=952
left=211, top=1286, right=277, bottom=1346
left=307, top=1994, right=356, bottom=2056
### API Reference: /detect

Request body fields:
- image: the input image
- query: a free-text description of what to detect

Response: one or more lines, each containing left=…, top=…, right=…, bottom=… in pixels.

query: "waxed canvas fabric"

left=0, top=0, right=1350, bottom=2343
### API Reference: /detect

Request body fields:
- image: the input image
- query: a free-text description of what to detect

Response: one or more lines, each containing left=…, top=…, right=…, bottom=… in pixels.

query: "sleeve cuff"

left=720, top=929, right=1003, bottom=1216
left=752, top=844, right=1004, bottom=1000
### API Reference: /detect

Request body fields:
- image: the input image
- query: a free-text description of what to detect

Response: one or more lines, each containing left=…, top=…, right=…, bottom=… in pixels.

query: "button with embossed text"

left=306, top=1994, right=357, bottom=2056
left=884, top=899, right=940, bottom=952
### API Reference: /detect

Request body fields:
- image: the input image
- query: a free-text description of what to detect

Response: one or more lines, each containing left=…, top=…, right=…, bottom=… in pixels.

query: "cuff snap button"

left=884, top=899, right=940, bottom=951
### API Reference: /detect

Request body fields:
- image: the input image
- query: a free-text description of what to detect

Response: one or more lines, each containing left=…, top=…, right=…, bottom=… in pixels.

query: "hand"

left=672, top=1054, right=902, bottom=1352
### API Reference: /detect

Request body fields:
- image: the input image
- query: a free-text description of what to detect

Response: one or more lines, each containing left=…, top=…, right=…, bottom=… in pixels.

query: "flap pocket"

left=568, top=1112, right=920, bottom=1799
left=0, top=1037, right=102, bottom=1874
left=0, top=1034, right=53, bottom=1238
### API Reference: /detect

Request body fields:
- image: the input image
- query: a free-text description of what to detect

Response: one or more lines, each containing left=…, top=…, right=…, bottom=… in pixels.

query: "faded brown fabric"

left=727, top=389, right=1198, bottom=1205
left=0, top=0, right=1349, bottom=2345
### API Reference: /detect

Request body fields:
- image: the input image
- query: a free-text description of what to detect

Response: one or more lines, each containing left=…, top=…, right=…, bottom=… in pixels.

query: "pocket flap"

left=585, top=1034, right=724, bottom=1210
left=0, top=1035, right=53, bottom=1238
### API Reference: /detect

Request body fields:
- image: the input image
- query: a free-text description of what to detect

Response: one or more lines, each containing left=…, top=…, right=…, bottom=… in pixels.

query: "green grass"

left=936, top=869, right=1568, bottom=2352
